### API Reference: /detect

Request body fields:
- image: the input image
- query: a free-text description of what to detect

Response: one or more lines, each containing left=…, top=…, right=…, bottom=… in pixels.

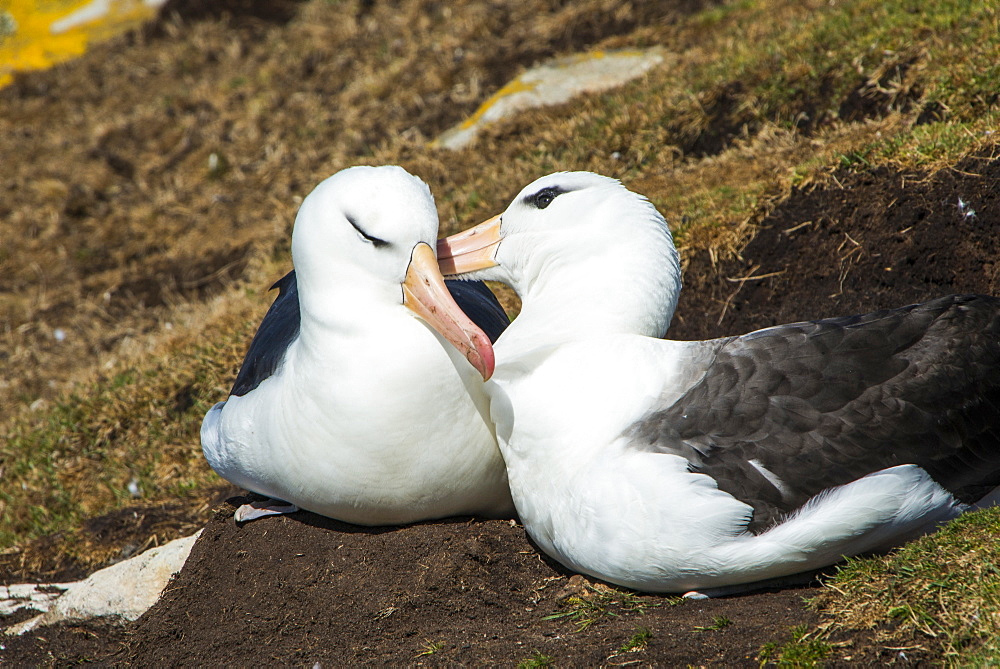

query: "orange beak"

left=403, top=243, right=495, bottom=380
left=436, top=214, right=502, bottom=277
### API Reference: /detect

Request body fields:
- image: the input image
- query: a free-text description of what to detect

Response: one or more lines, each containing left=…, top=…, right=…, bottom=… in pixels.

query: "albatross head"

left=292, top=165, right=495, bottom=379
left=438, top=171, right=681, bottom=338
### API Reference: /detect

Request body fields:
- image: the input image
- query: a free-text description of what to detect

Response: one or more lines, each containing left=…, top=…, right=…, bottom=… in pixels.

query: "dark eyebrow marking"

left=523, top=185, right=567, bottom=210
left=346, top=213, right=390, bottom=248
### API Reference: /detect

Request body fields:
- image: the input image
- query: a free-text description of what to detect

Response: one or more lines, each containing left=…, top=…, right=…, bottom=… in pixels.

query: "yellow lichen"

left=0, top=0, right=159, bottom=88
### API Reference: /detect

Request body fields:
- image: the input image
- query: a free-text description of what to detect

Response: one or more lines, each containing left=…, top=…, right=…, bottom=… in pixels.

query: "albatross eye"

left=525, top=186, right=565, bottom=210
left=346, top=213, right=390, bottom=248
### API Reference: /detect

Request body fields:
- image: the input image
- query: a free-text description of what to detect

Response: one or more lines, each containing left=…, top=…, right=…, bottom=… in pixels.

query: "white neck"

left=295, top=249, right=403, bottom=334
left=496, top=225, right=680, bottom=355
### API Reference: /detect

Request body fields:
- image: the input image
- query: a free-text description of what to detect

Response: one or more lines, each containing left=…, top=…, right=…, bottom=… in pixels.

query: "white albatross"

left=201, top=165, right=514, bottom=525
left=437, top=171, right=1000, bottom=596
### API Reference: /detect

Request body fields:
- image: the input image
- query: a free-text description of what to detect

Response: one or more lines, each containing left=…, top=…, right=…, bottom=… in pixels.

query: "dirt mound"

left=671, top=149, right=1000, bottom=341
left=7, top=499, right=830, bottom=666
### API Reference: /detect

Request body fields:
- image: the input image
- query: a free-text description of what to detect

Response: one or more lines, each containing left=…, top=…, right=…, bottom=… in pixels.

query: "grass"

left=0, top=298, right=258, bottom=566
left=517, top=651, right=555, bottom=668
left=757, top=625, right=832, bottom=667
left=808, top=507, right=1000, bottom=664
left=619, top=626, right=653, bottom=652
left=543, top=582, right=670, bottom=631
left=853, top=113, right=1000, bottom=170
left=1, top=0, right=999, bottom=659
left=694, top=615, right=734, bottom=632
left=415, top=639, right=445, bottom=657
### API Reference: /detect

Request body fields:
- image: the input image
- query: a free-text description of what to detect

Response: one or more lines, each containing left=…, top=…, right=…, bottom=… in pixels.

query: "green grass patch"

left=415, top=639, right=445, bottom=657
left=694, top=615, right=734, bottom=632
left=542, top=0, right=1000, bottom=178
left=517, top=651, right=555, bottom=668
left=757, top=624, right=831, bottom=667
left=0, top=320, right=251, bottom=551
left=850, top=113, right=1000, bottom=171
left=620, top=626, right=653, bottom=652
left=682, top=0, right=1000, bottom=130
left=809, top=507, right=1000, bottom=664
left=544, top=583, right=674, bottom=632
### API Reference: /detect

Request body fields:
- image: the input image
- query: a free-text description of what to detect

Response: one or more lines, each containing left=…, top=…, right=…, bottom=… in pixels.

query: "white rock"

left=434, top=48, right=666, bottom=150
left=0, top=583, right=73, bottom=616
left=5, top=530, right=201, bottom=635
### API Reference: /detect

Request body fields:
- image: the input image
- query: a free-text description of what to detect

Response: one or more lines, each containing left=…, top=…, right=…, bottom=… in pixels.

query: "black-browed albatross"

left=201, top=165, right=514, bottom=525
left=437, top=171, right=1000, bottom=596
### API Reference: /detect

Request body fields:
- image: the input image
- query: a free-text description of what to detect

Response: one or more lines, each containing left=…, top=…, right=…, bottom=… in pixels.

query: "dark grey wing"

left=446, top=279, right=510, bottom=343
left=230, top=270, right=301, bottom=397
left=229, top=271, right=508, bottom=397
left=627, top=295, right=1000, bottom=533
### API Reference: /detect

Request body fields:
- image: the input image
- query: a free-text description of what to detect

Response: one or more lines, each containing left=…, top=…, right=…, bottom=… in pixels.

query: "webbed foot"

left=234, top=499, right=299, bottom=523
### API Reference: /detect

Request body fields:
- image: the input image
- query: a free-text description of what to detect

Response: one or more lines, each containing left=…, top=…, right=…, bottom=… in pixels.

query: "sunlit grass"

left=757, top=624, right=832, bottom=667
left=810, top=507, right=1000, bottom=664
left=851, top=114, right=1000, bottom=171
left=0, top=307, right=254, bottom=551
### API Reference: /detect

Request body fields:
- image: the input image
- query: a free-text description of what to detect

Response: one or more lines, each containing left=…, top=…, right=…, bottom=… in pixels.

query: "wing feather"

left=627, top=295, right=1000, bottom=532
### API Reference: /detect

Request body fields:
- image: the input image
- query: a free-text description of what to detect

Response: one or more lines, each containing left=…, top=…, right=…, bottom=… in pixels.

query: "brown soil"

left=3, top=1, right=999, bottom=665
left=5, top=148, right=995, bottom=666
left=675, top=151, right=1000, bottom=340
